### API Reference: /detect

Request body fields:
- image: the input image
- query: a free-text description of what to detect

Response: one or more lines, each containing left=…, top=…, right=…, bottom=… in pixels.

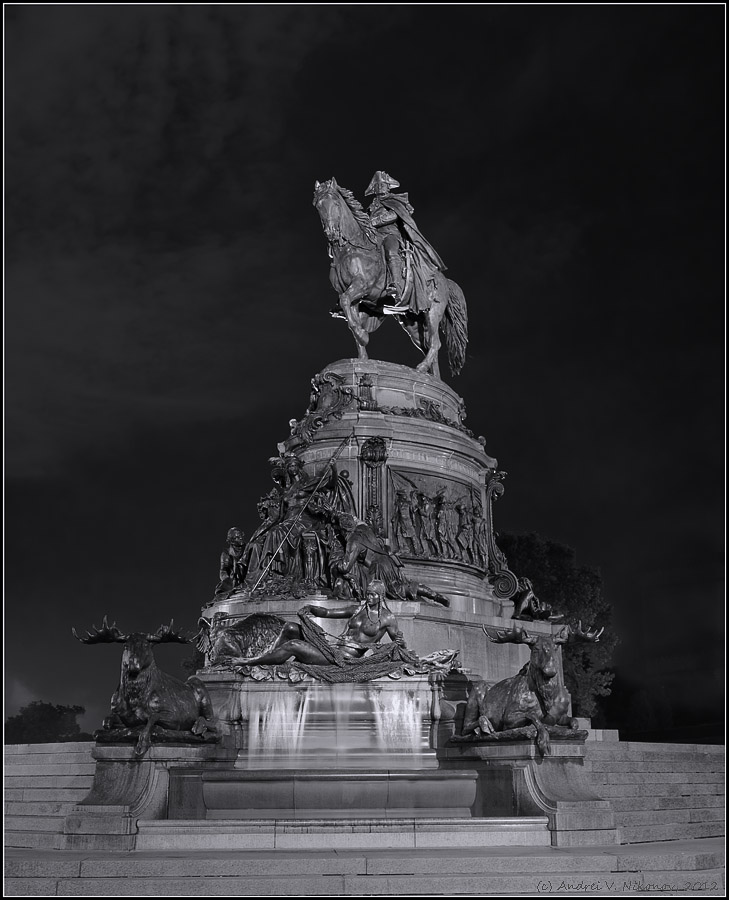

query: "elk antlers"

left=72, top=616, right=128, bottom=644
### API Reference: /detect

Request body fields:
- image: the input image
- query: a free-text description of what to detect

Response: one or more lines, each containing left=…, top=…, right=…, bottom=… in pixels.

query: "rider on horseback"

left=365, top=171, right=447, bottom=314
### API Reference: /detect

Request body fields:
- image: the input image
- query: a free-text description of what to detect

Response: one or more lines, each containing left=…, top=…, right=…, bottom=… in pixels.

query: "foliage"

left=498, top=532, right=617, bottom=718
left=181, top=647, right=206, bottom=676
left=5, top=701, right=94, bottom=744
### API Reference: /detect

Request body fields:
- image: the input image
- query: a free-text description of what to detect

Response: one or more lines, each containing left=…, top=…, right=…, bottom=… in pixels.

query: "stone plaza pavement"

left=4, top=838, right=726, bottom=896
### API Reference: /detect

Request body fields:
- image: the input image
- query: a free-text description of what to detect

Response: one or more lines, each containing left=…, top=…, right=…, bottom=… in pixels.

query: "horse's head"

left=313, top=178, right=345, bottom=244
left=313, top=179, right=376, bottom=249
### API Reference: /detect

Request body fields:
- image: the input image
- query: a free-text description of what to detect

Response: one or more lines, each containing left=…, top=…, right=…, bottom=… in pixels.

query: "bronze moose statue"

left=460, top=621, right=603, bottom=755
left=73, top=617, right=218, bottom=758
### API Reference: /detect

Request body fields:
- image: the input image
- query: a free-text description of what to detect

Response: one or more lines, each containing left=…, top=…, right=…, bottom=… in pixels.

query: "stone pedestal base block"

left=193, top=768, right=479, bottom=819
left=61, top=744, right=235, bottom=850
left=441, top=740, right=619, bottom=847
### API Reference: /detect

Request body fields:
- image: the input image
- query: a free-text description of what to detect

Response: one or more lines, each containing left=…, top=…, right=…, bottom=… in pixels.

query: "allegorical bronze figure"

left=313, top=174, right=468, bottom=380
left=212, top=527, right=247, bottom=603
left=228, top=580, right=406, bottom=668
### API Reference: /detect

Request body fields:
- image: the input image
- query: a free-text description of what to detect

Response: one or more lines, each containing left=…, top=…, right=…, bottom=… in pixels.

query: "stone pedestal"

left=62, top=743, right=235, bottom=850
left=63, top=360, right=607, bottom=850
left=440, top=741, right=619, bottom=847
left=205, top=358, right=524, bottom=681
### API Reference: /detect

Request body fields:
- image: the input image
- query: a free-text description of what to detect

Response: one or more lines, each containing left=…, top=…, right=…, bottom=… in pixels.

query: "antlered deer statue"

left=461, top=621, right=603, bottom=755
left=73, top=617, right=218, bottom=758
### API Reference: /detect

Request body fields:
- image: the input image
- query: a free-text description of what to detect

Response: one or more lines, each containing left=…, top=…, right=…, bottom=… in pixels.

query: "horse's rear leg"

left=415, top=308, right=442, bottom=377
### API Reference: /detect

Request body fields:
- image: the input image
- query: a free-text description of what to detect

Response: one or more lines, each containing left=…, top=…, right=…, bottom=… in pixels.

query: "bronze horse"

left=313, top=178, right=468, bottom=379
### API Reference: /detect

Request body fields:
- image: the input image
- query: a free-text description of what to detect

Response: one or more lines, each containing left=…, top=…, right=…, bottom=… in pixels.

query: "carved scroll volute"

left=360, top=436, right=388, bottom=536
left=278, top=371, right=354, bottom=456
left=484, top=470, right=518, bottom=599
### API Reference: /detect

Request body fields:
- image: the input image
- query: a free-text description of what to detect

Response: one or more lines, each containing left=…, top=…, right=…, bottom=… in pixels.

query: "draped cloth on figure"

left=376, top=192, right=447, bottom=314
left=292, top=610, right=423, bottom=683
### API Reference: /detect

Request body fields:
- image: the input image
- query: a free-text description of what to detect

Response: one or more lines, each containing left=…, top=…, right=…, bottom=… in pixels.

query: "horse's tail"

left=442, top=279, right=468, bottom=376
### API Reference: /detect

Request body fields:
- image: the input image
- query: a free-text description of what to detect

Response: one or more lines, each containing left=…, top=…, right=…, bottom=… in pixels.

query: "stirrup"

left=383, top=298, right=410, bottom=315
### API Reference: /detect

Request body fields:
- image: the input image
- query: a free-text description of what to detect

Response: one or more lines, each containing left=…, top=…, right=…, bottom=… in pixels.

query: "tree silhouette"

left=498, top=532, right=617, bottom=718
left=5, top=701, right=93, bottom=744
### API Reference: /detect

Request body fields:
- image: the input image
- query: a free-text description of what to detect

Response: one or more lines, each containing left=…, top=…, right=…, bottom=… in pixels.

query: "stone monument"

left=67, top=171, right=616, bottom=847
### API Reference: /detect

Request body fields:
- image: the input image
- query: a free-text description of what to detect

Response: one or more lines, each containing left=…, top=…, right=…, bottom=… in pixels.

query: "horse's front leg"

left=339, top=280, right=370, bottom=360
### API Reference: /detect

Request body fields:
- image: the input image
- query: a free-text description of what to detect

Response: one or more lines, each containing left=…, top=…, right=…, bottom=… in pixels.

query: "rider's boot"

left=384, top=254, right=402, bottom=300
left=383, top=255, right=411, bottom=313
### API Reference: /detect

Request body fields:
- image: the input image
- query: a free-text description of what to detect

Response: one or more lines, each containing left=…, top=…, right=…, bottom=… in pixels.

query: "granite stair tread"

left=4, top=743, right=97, bottom=851
left=583, top=740, right=725, bottom=845
left=4, top=838, right=725, bottom=896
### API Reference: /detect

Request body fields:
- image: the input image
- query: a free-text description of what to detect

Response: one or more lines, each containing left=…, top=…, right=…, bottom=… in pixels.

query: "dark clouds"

left=6, top=6, right=723, bottom=731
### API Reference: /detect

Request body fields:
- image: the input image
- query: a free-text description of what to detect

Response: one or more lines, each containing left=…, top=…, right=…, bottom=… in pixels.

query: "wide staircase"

left=4, top=739, right=725, bottom=895
left=4, top=742, right=96, bottom=850
left=583, top=741, right=725, bottom=844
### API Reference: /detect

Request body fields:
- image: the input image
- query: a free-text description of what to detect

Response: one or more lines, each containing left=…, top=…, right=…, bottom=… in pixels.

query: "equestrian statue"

left=313, top=171, right=468, bottom=380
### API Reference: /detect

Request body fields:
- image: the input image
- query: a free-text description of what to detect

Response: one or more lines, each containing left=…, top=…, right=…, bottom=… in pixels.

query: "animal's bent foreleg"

left=134, top=715, right=159, bottom=758
left=462, top=682, right=489, bottom=735
left=340, top=278, right=370, bottom=360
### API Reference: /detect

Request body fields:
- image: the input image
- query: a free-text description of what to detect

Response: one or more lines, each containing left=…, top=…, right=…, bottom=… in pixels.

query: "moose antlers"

left=550, top=621, right=604, bottom=645
left=72, top=616, right=128, bottom=644
left=482, top=623, right=537, bottom=646
left=72, top=617, right=191, bottom=644
left=482, top=621, right=603, bottom=646
left=146, top=620, right=190, bottom=644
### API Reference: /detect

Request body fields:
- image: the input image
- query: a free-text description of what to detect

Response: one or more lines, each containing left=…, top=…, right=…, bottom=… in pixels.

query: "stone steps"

left=609, top=794, right=724, bottom=811
left=135, top=816, right=552, bottom=852
left=4, top=774, right=98, bottom=789
left=4, top=764, right=98, bottom=777
left=586, top=741, right=724, bottom=754
left=5, top=801, right=82, bottom=817
left=6, top=815, right=73, bottom=833
left=5, top=743, right=96, bottom=763
left=4, top=742, right=96, bottom=852
left=620, top=822, right=724, bottom=844
left=617, top=806, right=725, bottom=826
left=5, top=787, right=93, bottom=803
left=583, top=741, right=725, bottom=844
left=4, top=832, right=64, bottom=851
left=587, top=760, right=724, bottom=774
left=5, top=840, right=725, bottom=896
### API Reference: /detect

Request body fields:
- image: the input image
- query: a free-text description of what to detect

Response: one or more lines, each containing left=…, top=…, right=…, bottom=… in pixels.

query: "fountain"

left=66, top=171, right=617, bottom=849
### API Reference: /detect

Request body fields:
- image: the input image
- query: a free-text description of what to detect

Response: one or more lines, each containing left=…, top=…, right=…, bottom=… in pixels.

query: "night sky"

left=6, top=6, right=724, bottom=734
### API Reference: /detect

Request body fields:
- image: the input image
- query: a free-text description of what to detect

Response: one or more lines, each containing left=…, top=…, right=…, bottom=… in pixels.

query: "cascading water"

left=370, top=686, right=425, bottom=754
left=237, top=678, right=433, bottom=769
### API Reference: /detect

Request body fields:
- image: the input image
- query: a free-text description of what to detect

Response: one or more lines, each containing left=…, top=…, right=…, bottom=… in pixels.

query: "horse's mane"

left=337, top=186, right=377, bottom=243
left=318, top=180, right=377, bottom=245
